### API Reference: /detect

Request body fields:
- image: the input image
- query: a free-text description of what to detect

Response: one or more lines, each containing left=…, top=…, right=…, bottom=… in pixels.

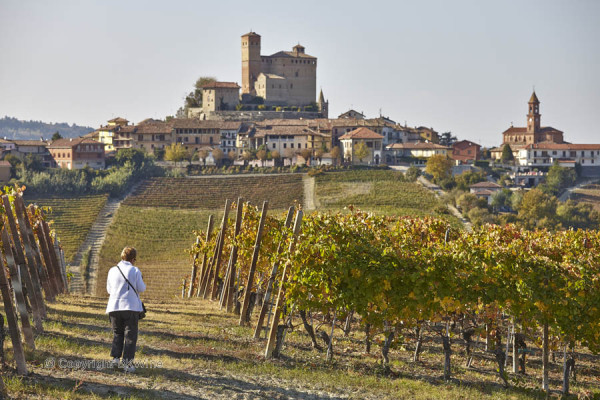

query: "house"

left=385, top=142, right=451, bottom=164
left=339, top=127, right=384, bottom=165
left=517, top=143, right=600, bottom=177
left=469, top=181, right=503, bottom=204
left=94, top=117, right=131, bottom=152
left=0, top=160, right=11, bottom=182
left=134, top=119, right=174, bottom=153
left=10, top=140, right=53, bottom=167
left=202, top=82, right=241, bottom=113
left=338, top=110, right=365, bottom=119
left=452, top=140, right=481, bottom=163
left=48, top=138, right=105, bottom=170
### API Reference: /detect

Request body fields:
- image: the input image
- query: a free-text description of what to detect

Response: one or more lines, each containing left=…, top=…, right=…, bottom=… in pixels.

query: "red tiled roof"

left=12, top=140, right=49, bottom=146
left=108, top=117, right=129, bottom=123
left=470, top=181, right=502, bottom=189
left=202, top=82, right=240, bottom=89
left=453, top=140, right=481, bottom=150
left=339, top=127, right=384, bottom=140
left=242, top=31, right=261, bottom=37
left=48, top=138, right=103, bottom=148
left=524, top=143, right=600, bottom=150
left=387, top=142, right=449, bottom=150
left=0, top=161, right=11, bottom=167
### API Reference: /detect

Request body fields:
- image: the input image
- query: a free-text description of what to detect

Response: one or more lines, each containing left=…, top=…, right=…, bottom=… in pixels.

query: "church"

left=501, top=91, right=564, bottom=148
left=241, top=32, right=317, bottom=107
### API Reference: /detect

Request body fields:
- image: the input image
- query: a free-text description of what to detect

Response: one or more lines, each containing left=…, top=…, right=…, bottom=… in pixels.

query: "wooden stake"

left=27, top=205, right=54, bottom=301
left=2, top=196, right=44, bottom=332
left=1, top=227, right=35, bottom=350
left=14, top=195, right=47, bottom=317
left=223, top=198, right=244, bottom=312
left=201, top=229, right=222, bottom=299
left=209, top=199, right=230, bottom=300
left=254, top=207, right=294, bottom=339
left=196, top=215, right=214, bottom=297
left=35, top=223, right=60, bottom=297
left=42, top=221, right=65, bottom=293
left=0, top=236, right=27, bottom=374
left=265, top=210, right=303, bottom=358
left=239, top=201, right=268, bottom=326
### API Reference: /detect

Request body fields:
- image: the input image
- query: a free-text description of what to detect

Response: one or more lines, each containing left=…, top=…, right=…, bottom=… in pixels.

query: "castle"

left=241, top=32, right=317, bottom=107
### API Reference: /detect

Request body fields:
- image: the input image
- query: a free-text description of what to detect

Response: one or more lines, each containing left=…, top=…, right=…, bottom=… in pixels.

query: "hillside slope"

left=0, top=116, right=93, bottom=140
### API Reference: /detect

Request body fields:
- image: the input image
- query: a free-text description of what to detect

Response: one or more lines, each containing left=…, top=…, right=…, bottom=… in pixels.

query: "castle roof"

left=267, top=50, right=316, bottom=59
left=202, top=82, right=240, bottom=89
left=339, top=127, right=384, bottom=140
left=242, top=31, right=261, bottom=37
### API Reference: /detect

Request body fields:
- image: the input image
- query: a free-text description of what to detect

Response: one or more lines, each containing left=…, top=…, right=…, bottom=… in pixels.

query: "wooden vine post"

left=1, top=227, right=35, bottom=350
left=239, top=201, right=268, bottom=325
left=253, top=206, right=294, bottom=339
left=35, top=222, right=61, bottom=297
left=264, top=210, right=303, bottom=358
left=0, top=235, right=27, bottom=374
left=209, top=199, right=230, bottom=300
left=26, top=205, right=54, bottom=302
left=195, top=215, right=214, bottom=297
left=2, top=195, right=44, bottom=332
left=220, top=198, right=244, bottom=312
left=42, top=220, right=66, bottom=293
left=14, top=194, right=47, bottom=317
left=201, top=229, right=222, bottom=299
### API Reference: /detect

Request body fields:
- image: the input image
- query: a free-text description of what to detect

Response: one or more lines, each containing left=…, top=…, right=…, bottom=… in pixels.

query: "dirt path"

left=303, top=175, right=317, bottom=210
left=418, top=176, right=473, bottom=232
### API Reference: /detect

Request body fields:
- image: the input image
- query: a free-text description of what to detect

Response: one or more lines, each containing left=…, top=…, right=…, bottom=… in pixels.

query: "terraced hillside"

left=315, top=169, right=450, bottom=218
left=123, top=175, right=304, bottom=209
left=24, top=194, right=109, bottom=263
left=572, top=183, right=600, bottom=212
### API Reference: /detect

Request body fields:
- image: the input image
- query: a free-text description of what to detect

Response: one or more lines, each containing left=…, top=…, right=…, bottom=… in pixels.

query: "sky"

left=0, top=0, right=598, bottom=147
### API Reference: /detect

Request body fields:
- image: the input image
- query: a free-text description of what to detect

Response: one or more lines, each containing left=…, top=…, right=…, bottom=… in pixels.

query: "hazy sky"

left=1, top=0, right=598, bottom=147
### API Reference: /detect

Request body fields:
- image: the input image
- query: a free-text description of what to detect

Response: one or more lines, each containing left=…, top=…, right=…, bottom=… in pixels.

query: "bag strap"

left=116, top=265, right=140, bottom=300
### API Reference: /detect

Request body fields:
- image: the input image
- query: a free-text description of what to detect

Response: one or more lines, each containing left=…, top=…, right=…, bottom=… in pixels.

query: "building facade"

left=48, top=138, right=105, bottom=170
left=339, top=127, right=384, bottom=165
left=241, top=32, right=317, bottom=106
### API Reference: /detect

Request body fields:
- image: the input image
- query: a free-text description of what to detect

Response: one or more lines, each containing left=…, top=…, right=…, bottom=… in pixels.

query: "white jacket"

left=106, top=261, right=146, bottom=313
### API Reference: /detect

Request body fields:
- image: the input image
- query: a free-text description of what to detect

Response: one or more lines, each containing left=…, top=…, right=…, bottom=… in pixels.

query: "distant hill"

left=0, top=116, right=94, bottom=140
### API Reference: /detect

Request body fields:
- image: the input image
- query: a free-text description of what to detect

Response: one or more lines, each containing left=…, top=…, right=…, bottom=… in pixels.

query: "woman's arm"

left=136, top=269, right=146, bottom=293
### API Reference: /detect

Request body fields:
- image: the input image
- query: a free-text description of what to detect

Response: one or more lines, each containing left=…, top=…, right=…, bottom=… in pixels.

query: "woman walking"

left=106, top=246, right=146, bottom=372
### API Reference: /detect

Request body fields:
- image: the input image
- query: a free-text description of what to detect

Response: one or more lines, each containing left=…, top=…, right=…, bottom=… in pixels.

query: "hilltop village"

left=1, top=32, right=599, bottom=184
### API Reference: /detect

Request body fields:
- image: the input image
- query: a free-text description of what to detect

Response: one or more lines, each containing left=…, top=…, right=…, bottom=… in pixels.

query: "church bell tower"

left=526, top=91, right=541, bottom=134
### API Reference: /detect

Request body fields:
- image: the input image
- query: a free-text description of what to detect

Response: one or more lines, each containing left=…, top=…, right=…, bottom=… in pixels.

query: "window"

left=272, top=143, right=276, bottom=149
left=283, top=143, right=287, bottom=148
left=291, top=143, right=294, bottom=148
left=138, top=135, right=143, bottom=141
left=209, top=137, right=213, bottom=144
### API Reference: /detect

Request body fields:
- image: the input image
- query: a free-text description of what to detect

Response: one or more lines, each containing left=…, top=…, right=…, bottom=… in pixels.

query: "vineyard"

left=123, top=175, right=304, bottom=209
left=572, top=183, right=600, bottom=212
left=183, top=200, right=600, bottom=398
left=24, top=194, right=108, bottom=263
left=314, top=170, right=451, bottom=219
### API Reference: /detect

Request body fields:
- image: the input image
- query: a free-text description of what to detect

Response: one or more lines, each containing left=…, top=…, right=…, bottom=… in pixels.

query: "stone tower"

left=527, top=91, right=541, bottom=135
left=318, top=89, right=329, bottom=118
left=241, top=32, right=261, bottom=96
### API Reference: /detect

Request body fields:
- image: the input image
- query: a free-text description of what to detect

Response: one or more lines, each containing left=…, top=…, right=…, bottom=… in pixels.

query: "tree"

left=241, top=150, right=254, bottom=166
left=164, top=143, right=188, bottom=165
left=314, top=149, right=324, bottom=165
left=300, top=149, right=312, bottom=166
left=439, top=132, right=457, bottom=147
left=353, top=142, right=369, bottom=164
left=501, top=144, right=514, bottom=163
left=404, top=166, right=421, bottom=182
left=51, top=131, right=62, bottom=141
left=198, top=149, right=209, bottom=166
left=517, top=188, right=560, bottom=230
left=426, top=154, right=453, bottom=182
left=256, top=149, right=267, bottom=167
left=228, top=150, right=236, bottom=164
left=115, top=148, right=149, bottom=168
left=184, top=76, right=217, bottom=109
left=330, top=146, right=341, bottom=166
left=544, top=163, right=576, bottom=194
left=271, top=150, right=281, bottom=167
left=212, top=148, right=224, bottom=167
left=490, top=188, right=512, bottom=211
left=556, top=200, right=600, bottom=230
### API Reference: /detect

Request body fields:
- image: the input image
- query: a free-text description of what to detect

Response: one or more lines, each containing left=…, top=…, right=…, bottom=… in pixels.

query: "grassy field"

left=2, top=295, right=598, bottom=399
left=24, top=194, right=108, bottom=263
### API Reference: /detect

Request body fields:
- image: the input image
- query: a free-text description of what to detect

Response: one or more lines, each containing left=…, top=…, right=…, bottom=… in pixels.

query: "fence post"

left=1, top=227, right=35, bottom=350
left=254, top=207, right=294, bottom=339
left=265, top=210, right=303, bottom=358
left=239, top=201, right=268, bottom=325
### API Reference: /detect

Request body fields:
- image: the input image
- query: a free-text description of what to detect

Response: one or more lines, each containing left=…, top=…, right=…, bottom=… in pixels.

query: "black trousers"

left=109, top=310, right=139, bottom=361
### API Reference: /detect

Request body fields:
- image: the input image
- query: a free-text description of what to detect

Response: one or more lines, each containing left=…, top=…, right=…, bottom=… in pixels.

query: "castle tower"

left=526, top=91, right=541, bottom=134
left=318, top=88, right=328, bottom=118
left=241, top=32, right=261, bottom=96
